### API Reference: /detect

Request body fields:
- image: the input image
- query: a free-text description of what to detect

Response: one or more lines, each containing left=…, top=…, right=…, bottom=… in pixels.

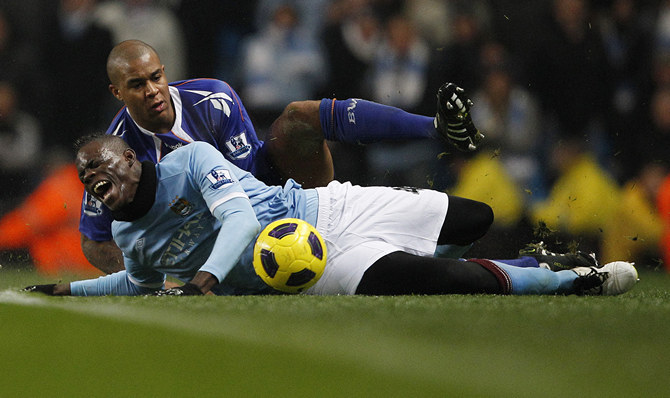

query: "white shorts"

left=305, top=181, right=449, bottom=295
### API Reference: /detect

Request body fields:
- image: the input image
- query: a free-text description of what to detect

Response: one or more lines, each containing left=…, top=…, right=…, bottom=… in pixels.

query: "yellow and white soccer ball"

left=253, top=218, right=327, bottom=293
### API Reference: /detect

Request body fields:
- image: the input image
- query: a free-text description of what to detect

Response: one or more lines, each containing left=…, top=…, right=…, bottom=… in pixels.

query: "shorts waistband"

left=303, top=188, right=320, bottom=227
left=313, top=185, right=331, bottom=235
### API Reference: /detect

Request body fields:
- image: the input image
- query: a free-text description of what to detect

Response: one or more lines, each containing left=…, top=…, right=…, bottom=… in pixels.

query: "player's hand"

left=152, top=282, right=203, bottom=296
left=435, top=83, right=484, bottom=152
left=22, top=284, right=57, bottom=295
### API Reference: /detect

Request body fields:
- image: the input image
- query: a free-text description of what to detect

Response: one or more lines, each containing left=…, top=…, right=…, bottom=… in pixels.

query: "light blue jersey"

left=68, top=143, right=597, bottom=298
left=71, top=142, right=318, bottom=296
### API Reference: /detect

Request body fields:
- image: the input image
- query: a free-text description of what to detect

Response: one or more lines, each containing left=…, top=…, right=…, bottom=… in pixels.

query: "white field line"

left=0, top=289, right=255, bottom=338
left=0, top=290, right=456, bottom=391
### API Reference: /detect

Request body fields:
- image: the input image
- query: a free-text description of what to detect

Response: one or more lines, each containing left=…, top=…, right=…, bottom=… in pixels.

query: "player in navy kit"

left=80, top=40, right=488, bottom=274
left=26, top=135, right=637, bottom=297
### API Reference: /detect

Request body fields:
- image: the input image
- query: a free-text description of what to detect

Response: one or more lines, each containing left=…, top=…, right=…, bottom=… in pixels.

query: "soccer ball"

left=253, top=218, right=327, bottom=293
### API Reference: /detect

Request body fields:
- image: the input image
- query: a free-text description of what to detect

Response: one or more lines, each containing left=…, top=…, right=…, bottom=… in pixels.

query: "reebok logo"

left=186, top=90, right=233, bottom=116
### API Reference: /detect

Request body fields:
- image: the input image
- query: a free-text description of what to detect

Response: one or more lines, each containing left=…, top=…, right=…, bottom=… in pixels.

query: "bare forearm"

left=190, top=271, right=218, bottom=294
left=80, top=234, right=124, bottom=274
left=53, top=284, right=71, bottom=295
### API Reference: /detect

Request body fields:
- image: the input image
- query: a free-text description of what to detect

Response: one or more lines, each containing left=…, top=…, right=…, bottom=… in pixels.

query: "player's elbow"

left=247, top=217, right=262, bottom=238
left=237, top=216, right=262, bottom=248
left=228, top=211, right=261, bottom=240
left=80, top=234, right=99, bottom=263
left=80, top=234, right=124, bottom=274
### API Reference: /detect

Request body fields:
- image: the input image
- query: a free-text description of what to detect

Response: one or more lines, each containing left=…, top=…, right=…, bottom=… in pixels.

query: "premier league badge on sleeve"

left=225, top=132, right=251, bottom=159
left=83, top=192, right=104, bottom=216
left=206, top=168, right=234, bottom=190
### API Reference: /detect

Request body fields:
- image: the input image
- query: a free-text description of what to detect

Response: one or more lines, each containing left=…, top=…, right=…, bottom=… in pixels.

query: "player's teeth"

left=94, top=181, right=106, bottom=194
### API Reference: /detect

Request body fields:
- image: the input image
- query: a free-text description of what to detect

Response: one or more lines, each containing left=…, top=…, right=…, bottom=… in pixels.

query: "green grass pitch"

left=1, top=267, right=669, bottom=397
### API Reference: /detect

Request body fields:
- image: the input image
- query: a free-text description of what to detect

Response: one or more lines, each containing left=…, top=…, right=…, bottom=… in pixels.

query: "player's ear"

left=109, top=84, right=122, bottom=101
left=123, top=148, right=136, bottom=165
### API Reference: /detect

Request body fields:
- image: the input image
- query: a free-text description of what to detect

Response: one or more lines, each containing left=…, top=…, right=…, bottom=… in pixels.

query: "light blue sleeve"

left=199, top=197, right=260, bottom=282
left=186, top=142, right=261, bottom=283
left=70, top=271, right=162, bottom=296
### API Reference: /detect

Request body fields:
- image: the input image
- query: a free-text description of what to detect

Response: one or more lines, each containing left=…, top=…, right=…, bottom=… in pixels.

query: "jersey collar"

left=128, top=86, right=194, bottom=143
left=111, top=161, right=157, bottom=222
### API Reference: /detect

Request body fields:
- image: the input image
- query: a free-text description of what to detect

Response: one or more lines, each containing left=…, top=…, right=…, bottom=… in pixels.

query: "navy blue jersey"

left=80, top=79, right=275, bottom=241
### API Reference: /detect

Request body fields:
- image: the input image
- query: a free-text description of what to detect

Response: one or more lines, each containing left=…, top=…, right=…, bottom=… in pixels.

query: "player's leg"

left=355, top=251, right=638, bottom=296
left=439, top=195, right=494, bottom=246
left=319, top=98, right=436, bottom=143
left=355, top=251, right=501, bottom=295
left=476, top=258, right=638, bottom=296
left=266, top=84, right=478, bottom=187
left=265, top=98, right=438, bottom=188
left=354, top=251, right=577, bottom=295
left=353, top=193, right=626, bottom=295
left=265, top=100, right=334, bottom=188
left=432, top=195, right=494, bottom=258
left=320, top=82, right=481, bottom=150
left=310, top=182, right=637, bottom=296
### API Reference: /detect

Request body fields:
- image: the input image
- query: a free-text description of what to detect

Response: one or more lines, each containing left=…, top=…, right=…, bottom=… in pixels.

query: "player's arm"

left=198, top=198, right=260, bottom=289
left=70, top=270, right=163, bottom=296
left=79, top=191, right=125, bottom=274
left=195, top=143, right=261, bottom=293
left=81, top=235, right=124, bottom=274
left=155, top=197, right=261, bottom=296
left=154, top=144, right=262, bottom=296
left=23, top=270, right=162, bottom=296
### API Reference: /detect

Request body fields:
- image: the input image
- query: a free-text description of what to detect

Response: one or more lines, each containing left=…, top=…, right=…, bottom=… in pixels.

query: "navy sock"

left=319, top=98, right=436, bottom=143
left=495, top=257, right=541, bottom=268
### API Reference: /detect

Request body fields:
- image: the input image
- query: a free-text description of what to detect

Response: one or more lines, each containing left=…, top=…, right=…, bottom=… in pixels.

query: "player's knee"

left=439, top=197, right=494, bottom=245
left=461, top=201, right=494, bottom=243
left=472, top=201, right=494, bottom=238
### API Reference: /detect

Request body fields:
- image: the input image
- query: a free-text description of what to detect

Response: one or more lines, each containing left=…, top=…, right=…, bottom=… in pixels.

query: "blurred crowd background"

left=1, top=0, right=670, bottom=274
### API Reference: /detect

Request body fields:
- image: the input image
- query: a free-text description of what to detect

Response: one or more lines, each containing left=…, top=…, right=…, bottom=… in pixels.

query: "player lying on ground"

left=24, top=135, right=637, bottom=297
left=80, top=40, right=484, bottom=274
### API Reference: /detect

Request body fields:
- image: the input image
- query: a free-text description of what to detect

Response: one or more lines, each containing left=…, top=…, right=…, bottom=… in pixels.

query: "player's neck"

left=111, top=161, right=157, bottom=222
left=128, top=101, right=176, bottom=135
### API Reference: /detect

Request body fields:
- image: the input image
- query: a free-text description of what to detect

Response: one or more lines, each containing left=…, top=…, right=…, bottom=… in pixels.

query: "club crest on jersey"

left=225, top=132, right=251, bottom=159
left=83, top=192, right=104, bottom=216
left=169, top=197, right=194, bottom=216
left=206, top=168, right=234, bottom=190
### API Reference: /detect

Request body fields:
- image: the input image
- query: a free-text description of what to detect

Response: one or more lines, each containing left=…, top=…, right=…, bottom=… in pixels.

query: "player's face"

left=76, top=142, right=140, bottom=212
left=109, top=51, right=174, bottom=133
